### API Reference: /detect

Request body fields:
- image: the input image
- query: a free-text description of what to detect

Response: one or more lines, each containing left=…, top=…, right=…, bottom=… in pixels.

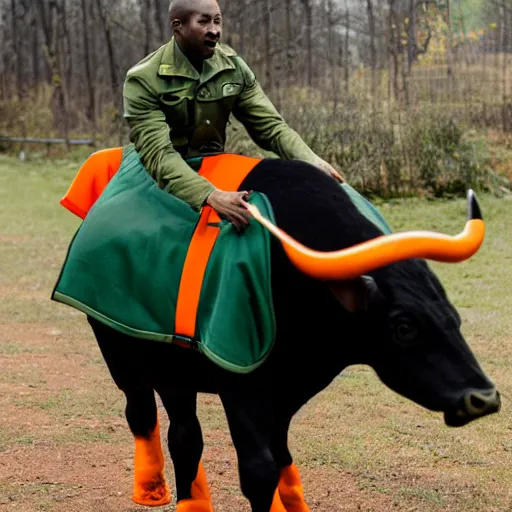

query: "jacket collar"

left=158, top=37, right=235, bottom=83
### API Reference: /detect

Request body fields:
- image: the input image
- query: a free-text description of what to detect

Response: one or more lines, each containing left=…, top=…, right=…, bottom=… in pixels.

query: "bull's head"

left=248, top=190, right=500, bottom=427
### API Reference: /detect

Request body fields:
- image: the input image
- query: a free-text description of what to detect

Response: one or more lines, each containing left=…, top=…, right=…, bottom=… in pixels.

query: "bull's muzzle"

left=247, top=190, right=484, bottom=280
left=444, top=388, right=501, bottom=427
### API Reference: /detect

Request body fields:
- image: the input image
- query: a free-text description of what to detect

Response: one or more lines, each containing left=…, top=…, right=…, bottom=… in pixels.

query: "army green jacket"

left=123, top=38, right=323, bottom=210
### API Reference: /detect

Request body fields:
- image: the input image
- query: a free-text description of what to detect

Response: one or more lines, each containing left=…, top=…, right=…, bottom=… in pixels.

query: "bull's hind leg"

left=159, top=388, right=213, bottom=512
left=87, top=317, right=171, bottom=507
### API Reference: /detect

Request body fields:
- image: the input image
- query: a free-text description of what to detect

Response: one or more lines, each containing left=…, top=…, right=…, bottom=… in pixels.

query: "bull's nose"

left=445, top=388, right=501, bottom=427
left=464, top=388, right=501, bottom=416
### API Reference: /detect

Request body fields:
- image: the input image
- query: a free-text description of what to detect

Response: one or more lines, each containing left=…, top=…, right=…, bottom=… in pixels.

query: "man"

left=123, top=0, right=341, bottom=230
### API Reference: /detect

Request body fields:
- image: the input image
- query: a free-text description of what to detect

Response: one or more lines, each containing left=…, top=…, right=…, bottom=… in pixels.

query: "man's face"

left=175, top=0, right=223, bottom=61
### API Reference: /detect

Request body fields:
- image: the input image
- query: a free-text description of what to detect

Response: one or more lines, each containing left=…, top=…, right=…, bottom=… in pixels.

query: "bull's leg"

left=218, top=373, right=287, bottom=512
left=127, top=389, right=171, bottom=506
left=272, top=411, right=310, bottom=511
left=87, top=317, right=171, bottom=507
left=158, top=388, right=213, bottom=512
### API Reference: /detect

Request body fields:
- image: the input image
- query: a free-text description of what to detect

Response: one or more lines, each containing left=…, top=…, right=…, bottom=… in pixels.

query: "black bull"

left=84, top=159, right=499, bottom=512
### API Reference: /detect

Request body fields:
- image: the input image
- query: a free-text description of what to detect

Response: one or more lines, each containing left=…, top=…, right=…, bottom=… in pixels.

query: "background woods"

left=0, top=0, right=511, bottom=196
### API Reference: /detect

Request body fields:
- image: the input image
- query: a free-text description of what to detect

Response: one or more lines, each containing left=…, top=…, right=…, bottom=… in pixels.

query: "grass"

left=0, top=153, right=511, bottom=511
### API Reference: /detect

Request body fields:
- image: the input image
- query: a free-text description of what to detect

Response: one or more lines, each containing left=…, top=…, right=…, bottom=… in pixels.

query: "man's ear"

left=328, top=276, right=382, bottom=313
left=172, top=19, right=182, bottom=33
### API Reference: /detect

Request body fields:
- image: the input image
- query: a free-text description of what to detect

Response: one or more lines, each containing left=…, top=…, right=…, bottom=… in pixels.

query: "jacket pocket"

left=160, top=87, right=194, bottom=129
left=221, top=82, right=243, bottom=98
left=197, top=82, right=243, bottom=113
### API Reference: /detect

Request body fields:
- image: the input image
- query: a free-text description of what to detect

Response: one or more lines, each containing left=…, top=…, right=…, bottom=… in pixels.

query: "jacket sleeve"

left=123, top=73, right=215, bottom=211
left=232, top=58, right=322, bottom=167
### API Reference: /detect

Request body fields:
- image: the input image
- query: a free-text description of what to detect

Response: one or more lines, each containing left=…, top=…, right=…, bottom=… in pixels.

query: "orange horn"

left=246, top=190, right=485, bottom=280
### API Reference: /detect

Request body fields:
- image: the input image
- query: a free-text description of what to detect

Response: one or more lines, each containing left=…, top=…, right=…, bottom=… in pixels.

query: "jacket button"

left=199, top=89, right=210, bottom=98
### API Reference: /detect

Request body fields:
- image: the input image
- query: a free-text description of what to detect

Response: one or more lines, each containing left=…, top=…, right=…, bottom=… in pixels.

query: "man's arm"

left=232, top=58, right=342, bottom=181
left=123, top=73, right=215, bottom=210
left=232, top=60, right=320, bottom=163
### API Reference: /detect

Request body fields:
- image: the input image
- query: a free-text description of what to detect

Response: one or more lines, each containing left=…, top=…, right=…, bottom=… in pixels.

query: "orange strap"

left=61, top=148, right=261, bottom=341
left=174, top=154, right=261, bottom=339
left=60, top=147, right=123, bottom=219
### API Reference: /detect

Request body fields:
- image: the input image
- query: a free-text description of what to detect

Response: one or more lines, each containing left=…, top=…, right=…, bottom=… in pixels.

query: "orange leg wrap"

left=278, top=464, right=310, bottom=512
left=132, top=419, right=171, bottom=507
left=176, top=461, right=214, bottom=512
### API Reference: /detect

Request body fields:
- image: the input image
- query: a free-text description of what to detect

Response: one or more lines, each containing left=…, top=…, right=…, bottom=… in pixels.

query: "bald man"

left=123, top=0, right=341, bottom=229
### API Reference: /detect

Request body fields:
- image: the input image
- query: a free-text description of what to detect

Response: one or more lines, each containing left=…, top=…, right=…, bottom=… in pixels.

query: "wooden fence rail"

left=0, top=136, right=95, bottom=146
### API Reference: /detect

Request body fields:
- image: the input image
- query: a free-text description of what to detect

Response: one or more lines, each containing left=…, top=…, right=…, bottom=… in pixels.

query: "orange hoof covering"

left=191, top=461, right=212, bottom=501
left=132, top=479, right=171, bottom=507
left=278, top=464, right=310, bottom=512
left=176, top=498, right=214, bottom=512
left=270, top=487, right=288, bottom=512
left=132, top=419, right=171, bottom=507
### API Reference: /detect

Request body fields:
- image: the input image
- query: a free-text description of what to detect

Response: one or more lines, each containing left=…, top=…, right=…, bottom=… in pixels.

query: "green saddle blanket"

left=52, top=149, right=392, bottom=374
left=52, top=148, right=277, bottom=373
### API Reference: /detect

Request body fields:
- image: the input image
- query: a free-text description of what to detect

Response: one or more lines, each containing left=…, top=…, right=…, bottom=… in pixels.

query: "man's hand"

left=206, top=190, right=252, bottom=231
left=315, top=158, right=344, bottom=183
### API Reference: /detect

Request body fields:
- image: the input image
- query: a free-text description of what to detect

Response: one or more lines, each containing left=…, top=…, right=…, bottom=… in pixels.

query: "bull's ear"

left=328, top=275, right=381, bottom=313
left=361, top=275, right=385, bottom=305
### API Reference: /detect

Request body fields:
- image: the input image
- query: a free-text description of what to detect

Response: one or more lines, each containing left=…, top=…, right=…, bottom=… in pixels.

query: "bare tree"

left=300, top=0, right=314, bottom=87
left=264, top=0, right=273, bottom=94
left=36, top=0, right=70, bottom=136
left=94, top=0, right=119, bottom=107
left=0, top=0, right=508, bottom=147
left=141, top=0, right=152, bottom=55
left=81, top=0, right=95, bottom=126
left=10, top=0, right=22, bottom=98
left=154, top=0, right=169, bottom=44
left=366, top=0, right=378, bottom=103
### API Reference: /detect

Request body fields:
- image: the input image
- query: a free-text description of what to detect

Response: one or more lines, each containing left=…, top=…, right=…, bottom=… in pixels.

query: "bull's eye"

left=392, top=316, right=419, bottom=347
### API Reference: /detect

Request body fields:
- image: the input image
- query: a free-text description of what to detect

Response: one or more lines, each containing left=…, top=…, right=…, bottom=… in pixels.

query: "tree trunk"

left=407, top=0, right=416, bottom=66
left=366, top=0, right=377, bottom=107
left=94, top=0, right=119, bottom=106
left=154, top=0, right=168, bottom=44
left=502, top=3, right=510, bottom=131
left=36, top=0, right=69, bottom=137
left=60, top=0, right=73, bottom=101
left=446, top=0, right=454, bottom=78
left=301, top=0, right=314, bottom=88
left=31, top=7, right=40, bottom=94
left=387, top=0, right=399, bottom=103
left=11, top=0, right=23, bottom=98
left=327, top=0, right=338, bottom=107
left=344, top=7, right=350, bottom=97
left=285, top=0, right=294, bottom=85
left=142, top=0, right=152, bottom=56
left=264, top=0, right=273, bottom=95
left=81, top=0, right=96, bottom=127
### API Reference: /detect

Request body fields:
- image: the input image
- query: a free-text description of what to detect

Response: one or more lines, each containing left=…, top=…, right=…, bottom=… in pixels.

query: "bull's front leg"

left=159, top=388, right=213, bottom=512
left=124, top=389, right=170, bottom=507
left=277, top=464, right=310, bottom=512
left=271, top=414, right=310, bottom=512
left=87, top=318, right=171, bottom=507
left=219, top=370, right=289, bottom=512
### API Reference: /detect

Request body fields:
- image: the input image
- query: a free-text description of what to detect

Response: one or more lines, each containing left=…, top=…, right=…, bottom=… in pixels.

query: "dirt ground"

left=0, top=320, right=412, bottom=512
left=1, top=291, right=510, bottom=512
